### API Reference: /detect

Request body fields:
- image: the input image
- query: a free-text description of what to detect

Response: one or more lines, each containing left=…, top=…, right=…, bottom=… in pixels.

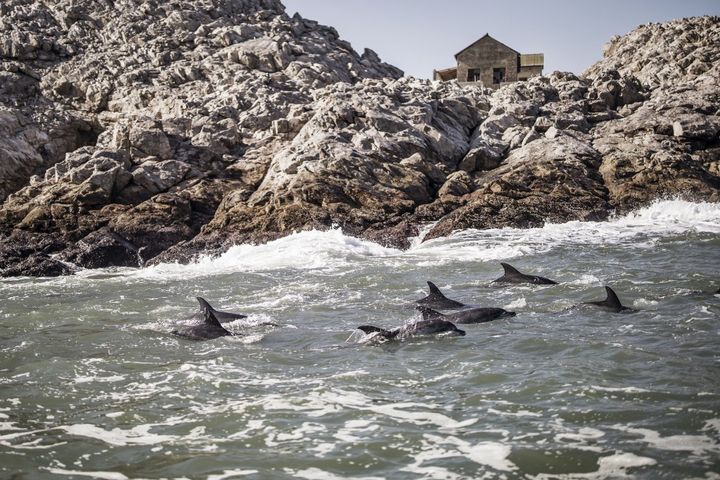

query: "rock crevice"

left=1, top=5, right=718, bottom=276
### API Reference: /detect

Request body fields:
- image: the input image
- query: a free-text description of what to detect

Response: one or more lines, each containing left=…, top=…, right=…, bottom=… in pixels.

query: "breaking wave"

left=132, top=199, right=720, bottom=279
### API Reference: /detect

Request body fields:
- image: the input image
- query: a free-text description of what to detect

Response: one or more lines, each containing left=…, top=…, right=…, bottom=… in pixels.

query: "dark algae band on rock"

left=1, top=5, right=719, bottom=277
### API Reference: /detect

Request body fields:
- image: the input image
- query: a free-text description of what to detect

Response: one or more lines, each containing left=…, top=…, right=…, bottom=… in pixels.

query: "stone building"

left=433, top=34, right=544, bottom=88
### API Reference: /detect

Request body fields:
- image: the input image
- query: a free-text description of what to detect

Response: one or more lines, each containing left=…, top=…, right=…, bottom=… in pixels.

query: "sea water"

left=1, top=199, right=719, bottom=479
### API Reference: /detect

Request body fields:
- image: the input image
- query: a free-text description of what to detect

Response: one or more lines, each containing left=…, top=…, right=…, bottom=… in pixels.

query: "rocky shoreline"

left=0, top=2, right=718, bottom=277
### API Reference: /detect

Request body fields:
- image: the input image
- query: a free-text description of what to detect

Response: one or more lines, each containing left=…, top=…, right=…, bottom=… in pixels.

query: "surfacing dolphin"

left=583, top=286, right=637, bottom=313
left=173, top=299, right=233, bottom=340
left=416, top=281, right=465, bottom=310
left=357, top=318, right=466, bottom=341
left=194, top=297, right=247, bottom=323
left=416, top=305, right=516, bottom=324
left=492, top=263, right=557, bottom=285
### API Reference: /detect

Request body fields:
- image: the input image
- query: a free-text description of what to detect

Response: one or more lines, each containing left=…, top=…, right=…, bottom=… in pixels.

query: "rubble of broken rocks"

left=0, top=2, right=718, bottom=276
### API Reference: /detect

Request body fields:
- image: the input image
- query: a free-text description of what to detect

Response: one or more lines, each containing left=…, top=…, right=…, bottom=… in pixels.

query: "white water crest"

left=131, top=199, right=720, bottom=279
left=409, top=199, right=720, bottom=265
left=130, top=228, right=401, bottom=280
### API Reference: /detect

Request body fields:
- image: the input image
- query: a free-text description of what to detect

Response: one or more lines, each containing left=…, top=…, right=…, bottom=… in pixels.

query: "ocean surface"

left=1, top=199, right=719, bottom=479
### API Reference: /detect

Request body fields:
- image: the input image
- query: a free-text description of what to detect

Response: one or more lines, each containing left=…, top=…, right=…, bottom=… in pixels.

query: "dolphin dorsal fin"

left=501, top=263, right=521, bottom=276
left=427, top=281, right=443, bottom=296
left=604, top=287, right=623, bottom=309
left=203, top=309, right=225, bottom=329
left=416, top=305, right=444, bottom=320
left=196, top=297, right=216, bottom=314
left=196, top=297, right=225, bottom=329
left=426, top=281, right=450, bottom=300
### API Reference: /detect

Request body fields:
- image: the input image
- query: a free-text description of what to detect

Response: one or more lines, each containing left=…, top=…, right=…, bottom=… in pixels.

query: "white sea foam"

left=589, top=386, right=652, bottom=394
left=486, top=407, right=541, bottom=418
left=402, top=433, right=516, bottom=478
left=61, top=424, right=177, bottom=446
left=290, top=468, right=384, bottom=480
left=408, top=199, right=720, bottom=265
left=44, top=468, right=128, bottom=480
left=91, top=199, right=720, bottom=280
left=132, top=228, right=400, bottom=280
left=207, top=470, right=259, bottom=479
left=74, top=375, right=125, bottom=384
left=368, top=402, right=477, bottom=430
left=531, top=451, right=657, bottom=479
left=555, top=427, right=606, bottom=443
left=611, top=425, right=720, bottom=455
left=504, top=297, right=527, bottom=310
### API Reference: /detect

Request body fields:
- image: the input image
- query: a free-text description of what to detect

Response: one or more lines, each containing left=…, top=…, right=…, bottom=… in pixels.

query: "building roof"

left=520, top=53, right=544, bottom=67
left=455, top=34, right=520, bottom=59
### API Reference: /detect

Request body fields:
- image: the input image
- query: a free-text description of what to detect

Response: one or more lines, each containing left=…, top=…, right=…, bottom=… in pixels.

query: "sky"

left=282, top=0, right=720, bottom=79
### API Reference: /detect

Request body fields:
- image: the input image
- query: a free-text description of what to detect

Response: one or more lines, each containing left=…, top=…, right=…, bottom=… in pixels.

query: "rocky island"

left=0, top=1, right=718, bottom=277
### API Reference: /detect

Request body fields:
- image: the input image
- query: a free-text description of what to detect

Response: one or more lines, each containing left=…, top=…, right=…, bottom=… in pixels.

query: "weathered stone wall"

left=456, top=36, right=518, bottom=86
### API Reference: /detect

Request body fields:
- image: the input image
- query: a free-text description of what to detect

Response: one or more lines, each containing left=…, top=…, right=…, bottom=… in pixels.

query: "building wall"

left=518, top=65, right=543, bottom=81
left=456, top=36, right=519, bottom=87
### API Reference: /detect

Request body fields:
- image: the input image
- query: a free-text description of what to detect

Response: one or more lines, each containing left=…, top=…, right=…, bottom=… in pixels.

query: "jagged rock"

left=0, top=4, right=718, bottom=276
left=1, top=254, right=75, bottom=277
left=593, top=132, right=720, bottom=209
left=584, top=16, right=720, bottom=89
left=130, top=160, right=192, bottom=196
left=672, top=114, right=720, bottom=140
left=60, top=228, right=139, bottom=269
left=424, top=136, right=611, bottom=240
left=0, top=231, right=73, bottom=276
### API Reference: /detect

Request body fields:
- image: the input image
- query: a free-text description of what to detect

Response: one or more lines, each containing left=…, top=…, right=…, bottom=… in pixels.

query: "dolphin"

left=492, top=263, right=557, bottom=285
left=416, top=281, right=465, bottom=310
left=194, top=297, right=248, bottom=323
left=584, top=286, right=637, bottom=313
left=172, top=302, right=233, bottom=340
left=357, top=318, right=466, bottom=341
left=416, top=305, right=516, bottom=324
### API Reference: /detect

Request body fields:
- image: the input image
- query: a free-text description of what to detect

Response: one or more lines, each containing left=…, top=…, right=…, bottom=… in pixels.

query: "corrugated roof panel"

left=520, top=53, right=544, bottom=67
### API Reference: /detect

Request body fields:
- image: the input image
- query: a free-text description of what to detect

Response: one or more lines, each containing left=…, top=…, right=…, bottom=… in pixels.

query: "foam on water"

left=60, top=424, right=178, bottom=447
left=0, top=200, right=716, bottom=288
left=408, top=199, right=720, bottom=265
left=610, top=426, right=720, bottom=455
left=44, top=469, right=129, bottom=480
left=1, top=199, right=718, bottom=478
left=207, top=469, right=259, bottom=479
left=130, top=199, right=720, bottom=279
left=530, top=452, right=658, bottom=479
left=290, top=468, right=384, bottom=480
left=132, top=228, right=400, bottom=280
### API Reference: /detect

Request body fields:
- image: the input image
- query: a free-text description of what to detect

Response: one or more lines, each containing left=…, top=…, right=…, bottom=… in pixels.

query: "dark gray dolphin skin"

left=416, top=281, right=465, bottom=310
left=417, top=305, right=516, bottom=324
left=194, top=297, right=247, bottom=323
left=493, top=263, right=558, bottom=285
left=584, top=286, right=637, bottom=313
left=357, top=318, right=466, bottom=341
left=173, top=299, right=233, bottom=340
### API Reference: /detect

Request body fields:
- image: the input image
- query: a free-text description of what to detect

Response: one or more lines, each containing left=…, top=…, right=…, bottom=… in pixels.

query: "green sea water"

left=1, top=200, right=719, bottom=479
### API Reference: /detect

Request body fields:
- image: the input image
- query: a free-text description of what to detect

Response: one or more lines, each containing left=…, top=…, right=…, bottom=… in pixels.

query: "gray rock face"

left=584, top=16, right=720, bottom=89
left=0, top=5, right=718, bottom=276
